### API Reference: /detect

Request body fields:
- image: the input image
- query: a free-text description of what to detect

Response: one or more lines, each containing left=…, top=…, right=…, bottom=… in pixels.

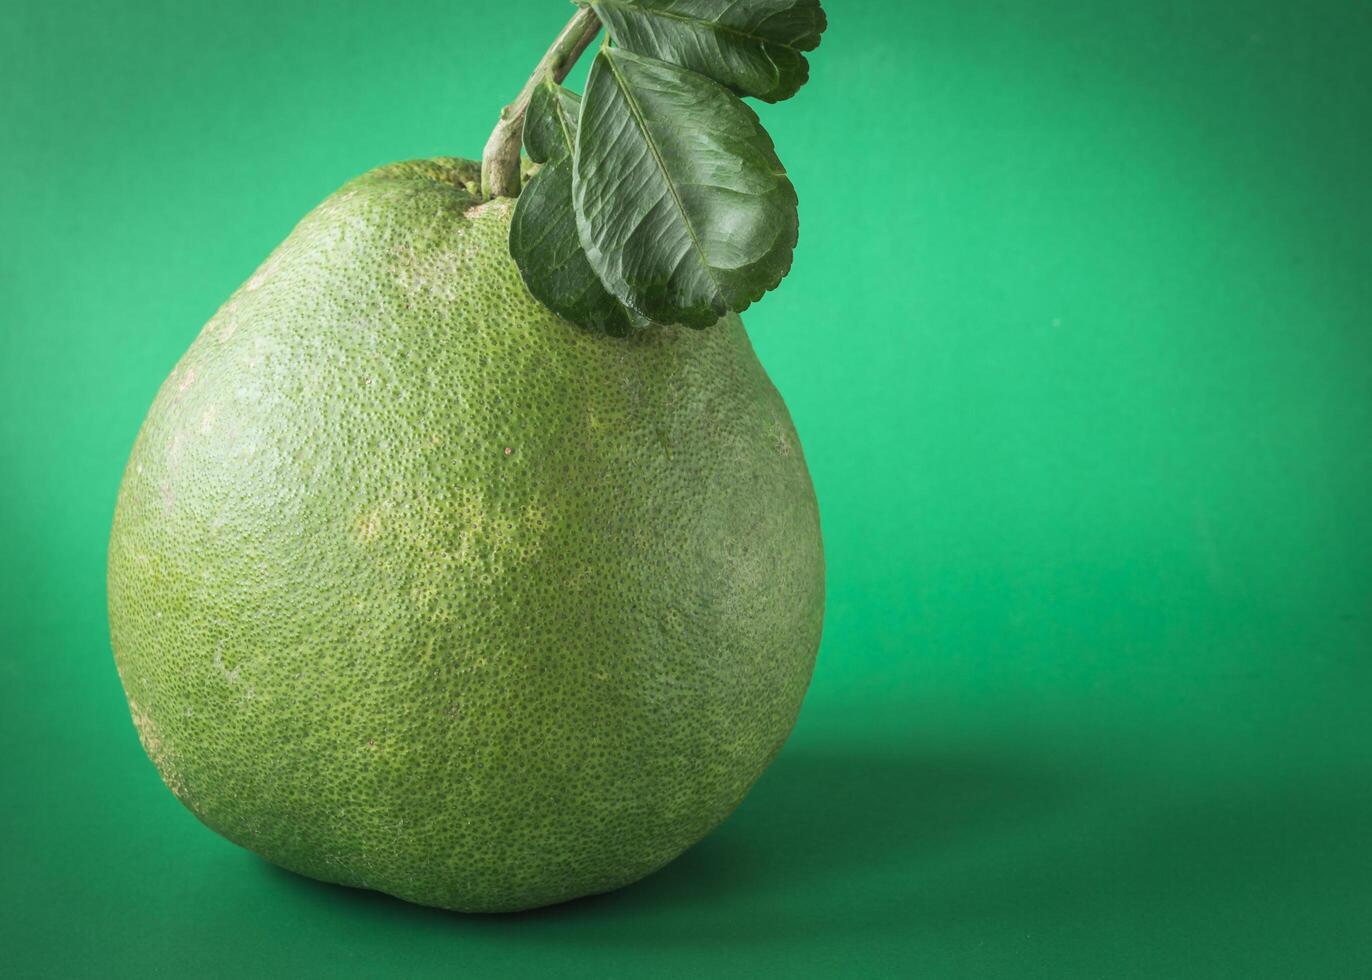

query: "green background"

left=3, top=1, right=1370, bottom=976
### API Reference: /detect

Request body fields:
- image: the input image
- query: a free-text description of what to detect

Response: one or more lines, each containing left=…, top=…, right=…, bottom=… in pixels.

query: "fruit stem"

left=481, top=7, right=602, bottom=199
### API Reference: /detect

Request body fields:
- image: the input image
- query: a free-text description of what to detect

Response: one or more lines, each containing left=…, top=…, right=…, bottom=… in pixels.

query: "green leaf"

left=522, top=76, right=582, bottom=165
left=511, top=158, right=635, bottom=336
left=509, top=76, right=636, bottom=335
left=587, top=0, right=826, bottom=103
left=573, top=47, right=798, bottom=329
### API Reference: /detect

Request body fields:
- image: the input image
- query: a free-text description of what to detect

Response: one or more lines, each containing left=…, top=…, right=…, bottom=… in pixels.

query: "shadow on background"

left=265, top=742, right=1085, bottom=944
left=265, top=738, right=1372, bottom=960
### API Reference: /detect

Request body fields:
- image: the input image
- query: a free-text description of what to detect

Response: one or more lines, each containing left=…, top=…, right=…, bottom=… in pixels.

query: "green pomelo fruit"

left=108, top=157, right=824, bottom=913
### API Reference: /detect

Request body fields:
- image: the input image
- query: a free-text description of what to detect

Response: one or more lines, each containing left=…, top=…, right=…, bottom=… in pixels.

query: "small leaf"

left=510, top=75, right=636, bottom=335
left=587, top=0, right=826, bottom=103
left=573, top=47, right=798, bottom=329
left=511, top=157, right=634, bottom=335
left=522, top=76, right=582, bottom=165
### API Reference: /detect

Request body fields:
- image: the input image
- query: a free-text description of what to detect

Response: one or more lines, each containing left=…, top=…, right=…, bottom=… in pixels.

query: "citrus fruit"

left=108, top=157, right=824, bottom=912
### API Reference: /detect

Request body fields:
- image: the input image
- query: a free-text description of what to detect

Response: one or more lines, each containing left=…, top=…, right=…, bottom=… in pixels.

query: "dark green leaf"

left=510, top=76, right=636, bottom=335
left=587, top=0, right=826, bottom=103
left=573, top=47, right=798, bottom=329
left=511, top=157, right=635, bottom=336
left=522, top=75, right=582, bottom=164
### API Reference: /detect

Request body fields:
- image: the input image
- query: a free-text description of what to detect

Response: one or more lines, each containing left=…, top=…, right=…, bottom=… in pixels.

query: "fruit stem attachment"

left=481, top=7, right=602, bottom=199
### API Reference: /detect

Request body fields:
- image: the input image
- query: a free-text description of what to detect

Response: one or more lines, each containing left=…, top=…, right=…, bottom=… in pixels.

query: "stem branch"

left=481, top=7, right=602, bottom=198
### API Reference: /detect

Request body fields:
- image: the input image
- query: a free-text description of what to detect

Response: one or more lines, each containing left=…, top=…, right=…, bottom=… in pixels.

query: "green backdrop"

left=3, top=1, right=1370, bottom=976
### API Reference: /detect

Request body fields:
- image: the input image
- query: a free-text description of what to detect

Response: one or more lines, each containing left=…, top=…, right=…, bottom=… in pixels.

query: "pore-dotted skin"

left=108, top=157, right=824, bottom=913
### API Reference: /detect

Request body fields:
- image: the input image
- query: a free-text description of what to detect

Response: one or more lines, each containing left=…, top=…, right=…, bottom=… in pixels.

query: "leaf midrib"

left=601, top=50, right=724, bottom=313
left=553, top=88, right=578, bottom=157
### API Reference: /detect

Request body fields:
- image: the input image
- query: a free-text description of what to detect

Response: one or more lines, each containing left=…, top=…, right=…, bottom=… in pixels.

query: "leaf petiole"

left=480, top=7, right=603, bottom=199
